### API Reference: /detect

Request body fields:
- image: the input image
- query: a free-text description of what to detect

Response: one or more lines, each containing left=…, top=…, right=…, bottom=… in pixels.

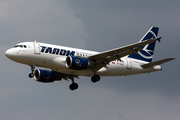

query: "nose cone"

left=5, top=49, right=11, bottom=58
left=5, top=48, right=16, bottom=60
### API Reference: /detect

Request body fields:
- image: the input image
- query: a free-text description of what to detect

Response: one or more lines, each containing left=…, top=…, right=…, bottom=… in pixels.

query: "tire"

left=29, top=73, right=34, bottom=78
left=69, top=83, right=78, bottom=90
left=91, top=75, right=100, bottom=83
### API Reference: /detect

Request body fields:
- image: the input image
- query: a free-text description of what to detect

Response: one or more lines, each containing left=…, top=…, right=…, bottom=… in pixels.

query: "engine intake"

left=66, top=56, right=89, bottom=70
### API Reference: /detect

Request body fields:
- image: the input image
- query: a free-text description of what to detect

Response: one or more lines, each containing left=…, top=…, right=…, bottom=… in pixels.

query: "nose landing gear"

left=29, top=64, right=35, bottom=78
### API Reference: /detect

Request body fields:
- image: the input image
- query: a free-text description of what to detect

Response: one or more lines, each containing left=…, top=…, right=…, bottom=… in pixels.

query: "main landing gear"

left=69, top=77, right=78, bottom=91
left=29, top=64, right=35, bottom=78
left=69, top=74, right=101, bottom=91
left=91, top=74, right=100, bottom=83
left=69, top=83, right=78, bottom=91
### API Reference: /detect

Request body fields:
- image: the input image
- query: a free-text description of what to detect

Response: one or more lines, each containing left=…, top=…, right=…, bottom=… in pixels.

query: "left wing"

left=87, top=39, right=157, bottom=70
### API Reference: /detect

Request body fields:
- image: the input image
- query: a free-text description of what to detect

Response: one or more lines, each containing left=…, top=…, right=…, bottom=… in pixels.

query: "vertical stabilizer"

left=128, top=27, right=161, bottom=62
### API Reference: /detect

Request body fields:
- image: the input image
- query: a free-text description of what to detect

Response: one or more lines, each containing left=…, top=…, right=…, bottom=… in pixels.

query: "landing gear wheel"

left=29, top=73, right=34, bottom=78
left=69, top=83, right=78, bottom=91
left=29, top=64, right=35, bottom=78
left=91, top=74, right=100, bottom=83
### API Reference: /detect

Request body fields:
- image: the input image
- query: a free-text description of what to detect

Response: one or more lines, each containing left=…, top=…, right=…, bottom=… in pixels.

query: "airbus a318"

left=5, top=27, right=175, bottom=90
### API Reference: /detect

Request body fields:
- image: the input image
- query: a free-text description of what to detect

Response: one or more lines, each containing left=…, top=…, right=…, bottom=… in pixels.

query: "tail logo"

left=138, top=30, right=157, bottom=60
left=128, top=27, right=159, bottom=62
left=138, top=44, right=154, bottom=59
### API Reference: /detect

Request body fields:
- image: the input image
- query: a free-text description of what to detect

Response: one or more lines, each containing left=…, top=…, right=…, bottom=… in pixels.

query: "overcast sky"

left=0, top=0, right=180, bottom=120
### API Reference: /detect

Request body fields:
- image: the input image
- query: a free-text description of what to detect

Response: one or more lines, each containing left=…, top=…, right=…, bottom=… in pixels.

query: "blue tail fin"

left=128, top=27, right=161, bottom=62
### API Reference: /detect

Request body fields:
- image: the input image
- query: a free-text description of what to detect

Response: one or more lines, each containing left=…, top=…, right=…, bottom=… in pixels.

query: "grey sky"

left=1, top=0, right=180, bottom=120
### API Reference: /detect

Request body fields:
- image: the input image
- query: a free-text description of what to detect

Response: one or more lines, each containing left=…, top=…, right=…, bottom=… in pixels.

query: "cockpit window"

left=19, top=45, right=23, bottom=48
left=14, top=45, right=27, bottom=48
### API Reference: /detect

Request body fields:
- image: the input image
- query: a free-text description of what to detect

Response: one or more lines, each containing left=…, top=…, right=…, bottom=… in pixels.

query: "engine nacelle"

left=65, top=56, right=89, bottom=70
left=52, top=57, right=66, bottom=68
left=34, top=69, right=61, bottom=83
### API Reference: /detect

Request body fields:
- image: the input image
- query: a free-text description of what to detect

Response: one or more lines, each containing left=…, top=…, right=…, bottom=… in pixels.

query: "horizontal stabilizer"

left=141, top=58, right=175, bottom=69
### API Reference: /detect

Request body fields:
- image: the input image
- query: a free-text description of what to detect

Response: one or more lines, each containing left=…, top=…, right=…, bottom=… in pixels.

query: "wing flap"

left=141, top=58, right=175, bottom=69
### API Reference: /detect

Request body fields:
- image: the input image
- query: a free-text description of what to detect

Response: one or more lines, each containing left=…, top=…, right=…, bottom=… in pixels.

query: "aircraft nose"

left=5, top=48, right=16, bottom=59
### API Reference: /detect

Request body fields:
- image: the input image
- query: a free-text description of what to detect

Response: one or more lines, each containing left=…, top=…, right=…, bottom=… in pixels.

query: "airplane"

left=5, top=27, right=175, bottom=90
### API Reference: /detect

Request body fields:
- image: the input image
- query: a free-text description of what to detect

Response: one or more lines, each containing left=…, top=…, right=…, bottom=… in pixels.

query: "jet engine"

left=34, top=69, right=61, bottom=83
left=65, top=56, right=89, bottom=70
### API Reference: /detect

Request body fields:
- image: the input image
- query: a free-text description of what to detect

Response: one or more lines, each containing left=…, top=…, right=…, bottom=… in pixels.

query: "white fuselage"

left=5, top=42, right=161, bottom=77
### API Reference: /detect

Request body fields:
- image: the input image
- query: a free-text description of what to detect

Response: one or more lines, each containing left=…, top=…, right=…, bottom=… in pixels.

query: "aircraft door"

left=126, top=58, right=132, bottom=70
left=33, top=41, right=40, bottom=54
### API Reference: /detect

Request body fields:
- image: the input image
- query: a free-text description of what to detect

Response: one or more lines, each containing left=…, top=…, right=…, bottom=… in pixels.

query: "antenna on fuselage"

left=34, top=40, right=37, bottom=42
